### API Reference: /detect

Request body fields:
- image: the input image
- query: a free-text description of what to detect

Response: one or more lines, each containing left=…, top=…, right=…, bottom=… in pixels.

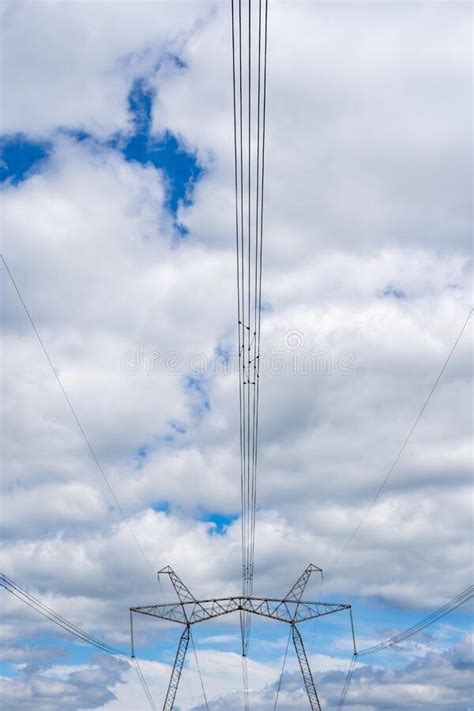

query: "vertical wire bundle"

left=230, top=0, right=269, bottom=662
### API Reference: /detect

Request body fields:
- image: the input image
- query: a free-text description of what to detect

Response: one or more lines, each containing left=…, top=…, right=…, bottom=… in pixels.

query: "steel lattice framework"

left=131, top=564, right=351, bottom=710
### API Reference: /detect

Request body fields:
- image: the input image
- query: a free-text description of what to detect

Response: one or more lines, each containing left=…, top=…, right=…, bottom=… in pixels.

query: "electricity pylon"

left=131, top=564, right=352, bottom=710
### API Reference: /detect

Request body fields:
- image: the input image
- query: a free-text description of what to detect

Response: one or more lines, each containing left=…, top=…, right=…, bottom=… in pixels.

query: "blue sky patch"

left=134, top=422, right=188, bottom=468
left=382, top=285, right=407, bottom=299
left=135, top=444, right=151, bottom=469
left=185, top=375, right=211, bottom=417
left=215, top=343, right=233, bottom=365
left=0, top=135, right=51, bottom=184
left=121, top=78, right=203, bottom=222
left=153, top=501, right=172, bottom=515
left=0, top=75, right=203, bottom=232
left=202, top=512, right=238, bottom=534
left=169, top=420, right=187, bottom=435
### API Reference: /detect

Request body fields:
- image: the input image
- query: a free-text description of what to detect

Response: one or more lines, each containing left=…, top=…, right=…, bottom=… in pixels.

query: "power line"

left=336, top=654, right=356, bottom=711
left=327, top=307, right=473, bottom=575
left=1, top=253, right=156, bottom=580
left=190, top=629, right=210, bottom=711
left=272, top=312, right=472, bottom=709
left=2, top=573, right=159, bottom=709
left=133, top=657, right=158, bottom=711
left=337, top=585, right=473, bottom=709
left=2, top=256, right=166, bottom=706
left=242, top=653, right=250, bottom=711
left=230, top=0, right=269, bottom=665
left=1, top=573, right=126, bottom=656
left=358, top=585, right=473, bottom=657
left=273, top=628, right=291, bottom=710
left=252, top=0, right=268, bottom=591
left=231, top=0, right=246, bottom=659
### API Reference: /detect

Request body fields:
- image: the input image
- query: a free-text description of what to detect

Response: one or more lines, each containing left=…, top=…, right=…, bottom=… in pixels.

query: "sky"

left=0, top=1, right=472, bottom=709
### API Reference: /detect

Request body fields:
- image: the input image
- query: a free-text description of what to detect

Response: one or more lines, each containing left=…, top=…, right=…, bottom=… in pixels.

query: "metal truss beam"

left=158, top=566, right=196, bottom=604
left=292, top=623, right=322, bottom=711
left=132, top=596, right=348, bottom=626
left=285, top=563, right=322, bottom=603
left=162, top=624, right=190, bottom=711
left=131, top=565, right=349, bottom=711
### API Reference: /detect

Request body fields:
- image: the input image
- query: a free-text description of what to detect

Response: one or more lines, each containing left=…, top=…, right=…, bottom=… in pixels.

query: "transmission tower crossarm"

left=285, top=564, right=323, bottom=602
left=158, top=567, right=197, bottom=603
left=163, top=624, right=190, bottom=711
left=291, top=623, right=322, bottom=711
left=131, top=596, right=348, bottom=625
left=157, top=566, right=211, bottom=624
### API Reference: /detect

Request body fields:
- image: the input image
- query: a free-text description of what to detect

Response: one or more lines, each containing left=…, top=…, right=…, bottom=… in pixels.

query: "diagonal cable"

left=327, top=307, right=473, bottom=575
left=133, top=656, right=157, bottom=711
left=2, top=573, right=161, bottom=710
left=1, top=253, right=156, bottom=579
left=190, top=629, right=210, bottom=711
left=337, top=585, right=473, bottom=709
left=358, top=585, right=473, bottom=657
left=1, top=574, right=125, bottom=656
left=273, top=627, right=291, bottom=710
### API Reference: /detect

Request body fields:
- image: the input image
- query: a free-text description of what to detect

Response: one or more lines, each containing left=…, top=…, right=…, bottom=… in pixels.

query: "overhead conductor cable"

left=230, top=0, right=269, bottom=672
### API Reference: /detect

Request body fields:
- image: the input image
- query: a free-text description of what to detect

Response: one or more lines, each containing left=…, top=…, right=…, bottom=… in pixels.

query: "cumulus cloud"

left=325, top=633, right=474, bottom=711
left=184, top=633, right=474, bottom=711
left=0, top=654, right=129, bottom=711
left=0, top=1, right=216, bottom=139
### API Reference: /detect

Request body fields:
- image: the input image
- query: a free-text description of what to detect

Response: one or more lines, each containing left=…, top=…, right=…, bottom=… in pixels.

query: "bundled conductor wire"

left=1, top=573, right=125, bottom=657
left=1, top=573, right=158, bottom=709
left=337, top=585, right=473, bottom=710
left=230, top=0, right=269, bottom=661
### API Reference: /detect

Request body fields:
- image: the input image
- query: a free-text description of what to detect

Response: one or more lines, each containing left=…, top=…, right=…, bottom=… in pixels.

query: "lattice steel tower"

left=131, top=565, right=352, bottom=710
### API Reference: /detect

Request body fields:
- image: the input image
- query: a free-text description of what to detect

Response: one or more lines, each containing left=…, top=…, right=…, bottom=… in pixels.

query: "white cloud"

left=0, top=0, right=472, bottom=708
left=0, top=1, right=216, bottom=139
left=0, top=654, right=130, bottom=711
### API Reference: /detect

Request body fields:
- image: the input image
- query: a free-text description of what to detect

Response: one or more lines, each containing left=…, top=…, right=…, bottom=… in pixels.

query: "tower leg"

left=291, top=623, right=322, bottom=711
left=163, top=625, right=190, bottom=711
